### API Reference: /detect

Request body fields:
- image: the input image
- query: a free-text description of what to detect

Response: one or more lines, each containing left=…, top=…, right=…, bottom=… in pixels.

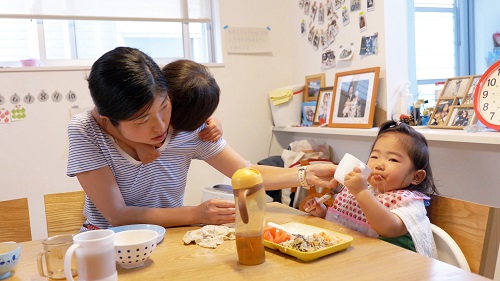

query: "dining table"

left=7, top=202, right=491, bottom=281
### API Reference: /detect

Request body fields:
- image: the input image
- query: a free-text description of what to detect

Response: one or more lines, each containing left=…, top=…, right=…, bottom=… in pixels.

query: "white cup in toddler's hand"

left=334, top=153, right=372, bottom=185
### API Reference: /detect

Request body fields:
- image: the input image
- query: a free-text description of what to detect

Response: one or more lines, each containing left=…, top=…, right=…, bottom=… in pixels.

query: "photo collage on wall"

left=298, top=0, right=378, bottom=70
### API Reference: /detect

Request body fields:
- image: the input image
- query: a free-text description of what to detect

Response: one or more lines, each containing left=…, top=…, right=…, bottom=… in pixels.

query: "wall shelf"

left=273, top=126, right=500, bottom=145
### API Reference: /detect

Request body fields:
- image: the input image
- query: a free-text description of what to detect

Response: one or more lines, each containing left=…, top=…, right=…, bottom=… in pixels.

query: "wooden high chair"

left=426, top=194, right=500, bottom=278
left=0, top=198, right=32, bottom=242
left=44, top=190, right=86, bottom=236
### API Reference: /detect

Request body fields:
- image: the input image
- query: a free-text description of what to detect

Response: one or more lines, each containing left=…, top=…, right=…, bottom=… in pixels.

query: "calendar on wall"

left=225, top=26, right=272, bottom=54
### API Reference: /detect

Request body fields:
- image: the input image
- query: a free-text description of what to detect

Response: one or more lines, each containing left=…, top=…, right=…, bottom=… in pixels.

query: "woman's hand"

left=343, top=167, right=368, bottom=196
left=196, top=199, right=235, bottom=225
left=306, top=163, right=338, bottom=189
left=199, top=117, right=223, bottom=142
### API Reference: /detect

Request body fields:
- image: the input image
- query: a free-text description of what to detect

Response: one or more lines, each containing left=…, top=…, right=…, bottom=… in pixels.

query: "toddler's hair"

left=371, top=120, right=438, bottom=195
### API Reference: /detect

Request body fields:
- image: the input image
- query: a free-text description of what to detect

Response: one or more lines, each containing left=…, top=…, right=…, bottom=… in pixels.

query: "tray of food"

left=263, top=222, right=353, bottom=261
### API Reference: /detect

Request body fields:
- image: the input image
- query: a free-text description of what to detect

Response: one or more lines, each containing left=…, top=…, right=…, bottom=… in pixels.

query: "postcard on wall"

left=225, top=27, right=272, bottom=54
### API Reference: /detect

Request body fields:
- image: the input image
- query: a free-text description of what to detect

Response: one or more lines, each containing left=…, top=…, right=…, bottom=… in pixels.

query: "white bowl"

left=109, top=224, right=165, bottom=243
left=0, top=242, right=21, bottom=280
left=114, top=229, right=158, bottom=269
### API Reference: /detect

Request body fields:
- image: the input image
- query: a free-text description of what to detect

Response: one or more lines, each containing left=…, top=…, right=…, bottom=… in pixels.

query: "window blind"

left=0, top=0, right=211, bottom=22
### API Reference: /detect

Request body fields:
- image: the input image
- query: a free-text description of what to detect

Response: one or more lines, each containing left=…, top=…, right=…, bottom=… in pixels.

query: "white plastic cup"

left=64, top=230, right=117, bottom=281
left=334, top=153, right=372, bottom=185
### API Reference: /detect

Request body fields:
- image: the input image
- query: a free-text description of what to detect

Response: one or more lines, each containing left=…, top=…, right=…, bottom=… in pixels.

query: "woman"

left=67, top=47, right=337, bottom=230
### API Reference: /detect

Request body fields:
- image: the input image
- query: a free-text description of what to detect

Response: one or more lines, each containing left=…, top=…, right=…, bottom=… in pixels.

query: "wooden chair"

left=0, top=198, right=32, bottom=242
left=427, top=194, right=500, bottom=278
left=44, top=190, right=86, bottom=237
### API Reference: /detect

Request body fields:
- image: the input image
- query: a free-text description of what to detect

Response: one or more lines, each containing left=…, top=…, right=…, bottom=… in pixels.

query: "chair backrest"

left=431, top=223, right=470, bottom=271
left=44, top=191, right=86, bottom=237
left=0, top=198, right=32, bottom=242
left=427, top=194, right=500, bottom=278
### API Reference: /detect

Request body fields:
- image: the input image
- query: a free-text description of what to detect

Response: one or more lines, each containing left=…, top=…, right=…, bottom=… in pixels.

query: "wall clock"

left=474, top=59, right=500, bottom=130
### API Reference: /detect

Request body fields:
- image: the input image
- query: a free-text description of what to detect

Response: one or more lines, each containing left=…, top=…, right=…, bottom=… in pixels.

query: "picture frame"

left=301, top=101, right=317, bottom=126
left=462, top=75, right=482, bottom=105
left=304, top=73, right=325, bottom=102
left=329, top=67, right=380, bottom=128
left=439, top=76, right=472, bottom=99
left=428, top=98, right=457, bottom=128
left=445, top=105, right=476, bottom=129
left=313, top=87, right=334, bottom=125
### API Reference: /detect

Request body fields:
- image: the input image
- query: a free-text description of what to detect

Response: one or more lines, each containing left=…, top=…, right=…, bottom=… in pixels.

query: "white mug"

left=334, top=153, right=372, bottom=185
left=64, top=230, right=117, bottom=281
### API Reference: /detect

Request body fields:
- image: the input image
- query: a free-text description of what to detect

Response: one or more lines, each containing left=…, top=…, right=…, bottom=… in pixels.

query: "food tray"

left=264, top=222, right=353, bottom=261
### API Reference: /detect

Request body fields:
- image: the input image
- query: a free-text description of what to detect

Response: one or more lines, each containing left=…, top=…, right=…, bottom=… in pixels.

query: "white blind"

left=0, top=0, right=211, bottom=22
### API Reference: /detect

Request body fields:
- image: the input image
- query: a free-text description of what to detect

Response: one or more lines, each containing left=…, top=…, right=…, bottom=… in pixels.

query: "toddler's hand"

left=136, top=143, right=160, bottom=164
left=303, top=197, right=327, bottom=218
left=199, top=117, right=223, bottom=142
left=343, top=167, right=368, bottom=196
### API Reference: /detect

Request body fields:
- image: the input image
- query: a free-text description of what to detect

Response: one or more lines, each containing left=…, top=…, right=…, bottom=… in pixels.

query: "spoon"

left=267, top=222, right=297, bottom=236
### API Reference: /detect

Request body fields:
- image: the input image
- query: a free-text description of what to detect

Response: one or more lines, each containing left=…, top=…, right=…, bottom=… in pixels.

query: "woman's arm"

left=204, top=145, right=338, bottom=190
left=76, top=165, right=235, bottom=227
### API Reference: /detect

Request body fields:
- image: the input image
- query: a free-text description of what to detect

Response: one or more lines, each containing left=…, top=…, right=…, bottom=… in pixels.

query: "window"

left=408, top=0, right=471, bottom=108
left=0, top=0, right=220, bottom=67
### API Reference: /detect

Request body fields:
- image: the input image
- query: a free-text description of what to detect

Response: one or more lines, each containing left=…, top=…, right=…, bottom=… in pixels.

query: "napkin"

left=182, top=225, right=236, bottom=248
left=269, top=87, right=293, bottom=106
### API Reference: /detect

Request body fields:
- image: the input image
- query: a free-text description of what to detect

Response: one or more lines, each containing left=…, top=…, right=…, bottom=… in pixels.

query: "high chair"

left=427, top=194, right=500, bottom=278
left=44, top=190, right=86, bottom=236
left=0, top=198, right=32, bottom=242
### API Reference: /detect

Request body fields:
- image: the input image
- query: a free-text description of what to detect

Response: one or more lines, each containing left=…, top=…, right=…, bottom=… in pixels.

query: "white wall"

left=0, top=0, right=293, bottom=240
left=474, top=0, right=500, bottom=73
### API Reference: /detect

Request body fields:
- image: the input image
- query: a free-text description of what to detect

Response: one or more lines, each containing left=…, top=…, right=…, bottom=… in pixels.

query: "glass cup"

left=37, top=234, right=78, bottom=280
left=64, top=230, right=117, bottom=281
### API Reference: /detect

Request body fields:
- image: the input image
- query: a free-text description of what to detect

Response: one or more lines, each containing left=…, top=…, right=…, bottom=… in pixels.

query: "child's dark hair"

left=87, top=47, right=168, bottom=126
left=370, top=120, right=438, bottom=195
left=162, top=60, right=220, bottom=131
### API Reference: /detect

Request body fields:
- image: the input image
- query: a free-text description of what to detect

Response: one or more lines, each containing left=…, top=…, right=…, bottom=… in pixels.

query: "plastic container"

left=269, top=84, right=304, bottom=127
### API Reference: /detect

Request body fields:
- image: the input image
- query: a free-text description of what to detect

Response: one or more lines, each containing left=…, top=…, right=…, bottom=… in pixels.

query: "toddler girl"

left=304, top=120, right=439, bottom=258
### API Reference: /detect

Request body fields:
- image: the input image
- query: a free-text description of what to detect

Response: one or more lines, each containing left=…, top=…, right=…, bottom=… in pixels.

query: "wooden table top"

left=6, top=202, right=491, bottom=281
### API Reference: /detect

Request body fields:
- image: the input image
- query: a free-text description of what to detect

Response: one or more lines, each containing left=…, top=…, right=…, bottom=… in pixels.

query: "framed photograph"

left=445, top=105, right=476, bottom=129
left=304, top=73, right=325, bottom=101
left=301, top=101, right=317, bottom=126
left=313, top=87, right=334, bottom=125
left=329, top=67, right=380, bottom=128
left=463, top=75, right=481, bottom=105
left=428, top=98, right=457, bottom=127
left=440, top=76, right=472, bottom=99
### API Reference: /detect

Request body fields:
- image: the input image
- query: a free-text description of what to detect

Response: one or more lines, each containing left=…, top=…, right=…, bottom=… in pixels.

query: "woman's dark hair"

left=162, top=60, right=220, bottom=131
left=370, top=120, right=438, bottom=195
left=87, top=47, right=168, bottom=126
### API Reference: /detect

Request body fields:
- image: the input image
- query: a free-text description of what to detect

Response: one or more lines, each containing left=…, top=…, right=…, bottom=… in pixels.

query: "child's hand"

left=136, top=143, right=160, bottom=164
left=303, top=197, right=327, bottom=218
left=199, top=117, right=223, bottom=142
left=343, top=167, right=368, bottom=196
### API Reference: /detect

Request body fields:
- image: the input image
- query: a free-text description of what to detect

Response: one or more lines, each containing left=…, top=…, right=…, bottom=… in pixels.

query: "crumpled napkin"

left=182, top=225, right=236, bottom=248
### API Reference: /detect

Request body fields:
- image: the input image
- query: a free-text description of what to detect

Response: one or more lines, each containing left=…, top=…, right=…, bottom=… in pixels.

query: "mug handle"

left=36, top=250, right=49, bottom=277
left=64, top=243, right=79, bottom=281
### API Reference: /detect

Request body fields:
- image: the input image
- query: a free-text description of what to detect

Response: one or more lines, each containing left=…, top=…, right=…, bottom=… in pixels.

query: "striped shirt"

left=67, top=111, right=226, bottom=230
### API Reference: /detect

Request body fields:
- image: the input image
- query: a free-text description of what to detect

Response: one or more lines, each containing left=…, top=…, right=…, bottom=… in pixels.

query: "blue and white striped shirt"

left=67, top=111, right=226, bottom=229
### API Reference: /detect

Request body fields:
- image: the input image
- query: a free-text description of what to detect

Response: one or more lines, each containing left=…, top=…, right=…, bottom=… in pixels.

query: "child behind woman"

left=304, top=120, right=439, bottom=258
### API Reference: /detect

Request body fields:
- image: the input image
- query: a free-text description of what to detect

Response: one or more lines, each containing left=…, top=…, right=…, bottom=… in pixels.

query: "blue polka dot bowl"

left=0, top=242, right=21, bottom=280
left=114, top=229, right=158, bottom=269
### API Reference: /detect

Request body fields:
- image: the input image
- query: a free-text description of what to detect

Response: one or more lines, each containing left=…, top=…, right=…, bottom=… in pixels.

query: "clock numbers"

left=487, top=78, right=497, bottom=87
left=497, top=68, right=500, bottom=76
left=489, top=112, right=496, bottom=120
left=482, top=90, right=489, bottom=99
left=483, top=103, right=489, bottom=111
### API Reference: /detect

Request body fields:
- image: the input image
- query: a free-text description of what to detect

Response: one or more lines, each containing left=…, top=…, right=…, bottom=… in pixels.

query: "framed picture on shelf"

left=428, top=98, right=457, bottom=128
left=462, top=75, right=481, bottom=105
left=313, top=87, right=334, bottom=125
left=329, top=67, right=380, bottom=128
left=304, top=73, right=325, bottom=102
left=445, top=105, right=476, bottom=129
left=301, top=101, right=317, bottom=126
left=439, top=76, right=472, bottom=99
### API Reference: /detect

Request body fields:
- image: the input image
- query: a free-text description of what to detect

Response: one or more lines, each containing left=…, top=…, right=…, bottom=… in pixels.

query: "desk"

left=8, top=203, right=490, bottom=281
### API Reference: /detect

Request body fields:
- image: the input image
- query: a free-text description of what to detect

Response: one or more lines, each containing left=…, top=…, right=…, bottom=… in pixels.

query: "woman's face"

left=117, top=95, right=172, bottom=146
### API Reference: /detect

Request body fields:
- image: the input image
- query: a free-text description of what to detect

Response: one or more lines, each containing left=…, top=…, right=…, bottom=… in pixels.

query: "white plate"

left=109, top=224, right=165, bottom=243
